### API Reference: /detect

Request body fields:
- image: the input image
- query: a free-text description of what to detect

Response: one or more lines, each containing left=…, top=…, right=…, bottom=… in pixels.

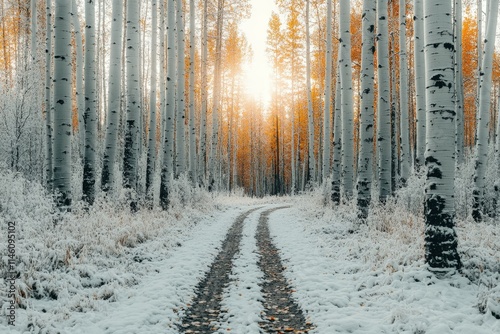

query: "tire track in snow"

left=178, top=207, right=261, bottom=333
left=257, top=207, right=315, bottom=333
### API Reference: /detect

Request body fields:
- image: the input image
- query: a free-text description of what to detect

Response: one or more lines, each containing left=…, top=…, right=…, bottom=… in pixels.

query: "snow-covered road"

left=2, top=199, right=499, bottom=333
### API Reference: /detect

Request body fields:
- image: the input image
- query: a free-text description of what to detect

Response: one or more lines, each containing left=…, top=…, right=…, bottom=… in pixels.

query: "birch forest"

left=2, top=0, right=500, bottom=321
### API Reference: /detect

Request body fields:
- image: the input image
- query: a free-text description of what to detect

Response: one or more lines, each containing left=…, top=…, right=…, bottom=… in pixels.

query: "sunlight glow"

left=240, top=0, right=278, bottom=107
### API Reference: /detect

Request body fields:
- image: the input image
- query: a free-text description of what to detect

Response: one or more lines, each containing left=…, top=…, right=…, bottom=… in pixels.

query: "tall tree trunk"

left=198, top=0, right=208, bottom=186
left=160, top=0, right=177, bottom=209
left=45, top=0, right=53, bottom=190
left=331, top=72, right=342, bottom=204
left=356, top=0, right=376, bottom=219
left=305, top=0, right=315, bottom=185
left=322, top=0, right=333, bottom=184
left=175, top=0, right=186, bottom=177
left=71, top=0, right=84, bottom=160
left=423, top=0, right=461, bottom=271
left=188, top=0, right=197, bottom=185
left=101, top=0, right=123, bottom=193
left=376, top=0, right=392, bottom=203
left=30, top=0, right=37, bottom=61
left=413, top=0, right=426, bottom=167
left=123, top=0, right=141, bottom=196
left=472, top=0, right=499, bottom=222
left=146, top=0, right=158, bottom=199
left=399, top=0, right=410, bottom=185
left=53, top=0, right=72, bottom=210
left=209, top=0, right=224, bottom=191
left=82, top=0, right=97, bottom=205
left=454, top=0, right=465, bottom=165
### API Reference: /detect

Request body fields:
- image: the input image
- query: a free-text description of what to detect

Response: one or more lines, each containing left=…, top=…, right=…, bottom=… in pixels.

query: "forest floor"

left=1, top=194, right=499, bottom=333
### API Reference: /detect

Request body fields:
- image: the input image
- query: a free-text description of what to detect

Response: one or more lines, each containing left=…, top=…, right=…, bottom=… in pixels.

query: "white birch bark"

left=123, top=0, right=141, bottom=193
left=70, top=0, right=84, bottom=159
left=454, top=0, right=465, bottom=165
left=45, top=0, right=53, bottom=190
left=399, top=0, right=410, bottom=185
left=339, top=0, right=354, bottom=198
left=413, top=0, right=426, bottom=167
left=53, top=0, right=72, bottom=209
left=188, top=0, right=197, bottom=185
left=101, top=0, right=123, bottom=193
left=321, top=0, right=332, bottom=184
left=175, top=0, right=186, bottom=177
left=198, top=0, right=208, bottom=186
left=160, top=0, right=177, bottom=209
left=423, top=0, right=461, bottom=270
left=377, top=0, right=392, bottom=202
left=472, top=0, right=499, bottom=221
left=146, top=0, right=158, bottom=198
left=305, top=0, right=315, bottom=184
left=331, top=72, right=342, bottom=204
left=356, top=0, right=376, bottom=219
left=209, top=0, right=224, bottom=191
left=82, top=0, right=97, bottom=205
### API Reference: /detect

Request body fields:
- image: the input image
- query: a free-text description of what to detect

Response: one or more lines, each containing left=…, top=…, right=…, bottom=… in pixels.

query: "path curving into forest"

left=256, top=207, right=315, bottom=333
left=178, top=206, right=314, bottom=333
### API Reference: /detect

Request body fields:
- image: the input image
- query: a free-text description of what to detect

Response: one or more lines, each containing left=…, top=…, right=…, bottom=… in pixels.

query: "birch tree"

left=101, top=0, right=123, bottom=193
left=331, top=72, right=342, bottom=204
left=321, top=0, right=332, bottom=184
left=209, top=0, right=225, bottom=191
left=399, top=0, right=410, bottom=185
left=123, top=0, right=141, bottom=195
left=71, top=0, right=84, bottom=159
left=454, top=0, right=465, bottom=164
left=377, top=0, right=392, bottom=202
left=356, top=0, right=376, bottom=219
left=339, top=0, right=354, bottom=199
left=45, top=0, right=52, bottom=190
left=305, top=0, right=315, bottom=184
left=423, top=0, right=461, bottom=271
left=413, top=0, right=426, bottom=167
left=188, top=0, right=197, bottom=185
left=160, top=0, right=177, bottom=209
left=472, top=0, right=499, bottom=222
left=198, top=0, right=208, bottom=185
left=53, top=0, right=72, bottom=209
left=82, top=0, right=97, bottom=205
left=175, top=0, right=186, bottom=177
left=146, top=0, right=158, bottom=198
left=30, top=0, right=37, bottom=62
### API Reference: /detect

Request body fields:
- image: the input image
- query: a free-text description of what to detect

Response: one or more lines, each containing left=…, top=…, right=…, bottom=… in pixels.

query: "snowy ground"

left=1, top=191, right=499, bottom=333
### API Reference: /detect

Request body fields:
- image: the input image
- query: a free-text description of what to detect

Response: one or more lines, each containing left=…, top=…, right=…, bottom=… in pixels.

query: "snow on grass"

left=266, top=193, right=500, bottom=333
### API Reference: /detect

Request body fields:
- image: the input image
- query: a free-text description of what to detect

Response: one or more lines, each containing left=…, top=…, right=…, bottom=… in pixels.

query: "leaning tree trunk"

left=413, top=0, right=426, bottom=167
left=472, top=0, right=499, bottom=222
left=423, top=0, right=461, bottom=271
left=454, top=0, right=465, bottom=165
left=376, top=0, right=392, bottom=203
left=45, top=0, right=53, bottom=190
left=123, top=0, right=141, bottom=195
left=160, top=0, right=177, bottom=209
left=53, top=0, right=72, bottom=210
left=82, top=0, right=97, bottom=205
left=175, top=0, right=186, bottom=178
left=188, top=0, right=197, bottom=185
left=356, top=0, right=376, bottom=220
left=322, top=0, right=333, bottom=184
left=146, top=0, right=158, bottom=199
left=305, top=0, right=315, bottom=185
left=399, top=0, right=410, bottom=185
left=101, top=0, right=123, bottom=193
left=339, top=0, right=354, bottom=199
